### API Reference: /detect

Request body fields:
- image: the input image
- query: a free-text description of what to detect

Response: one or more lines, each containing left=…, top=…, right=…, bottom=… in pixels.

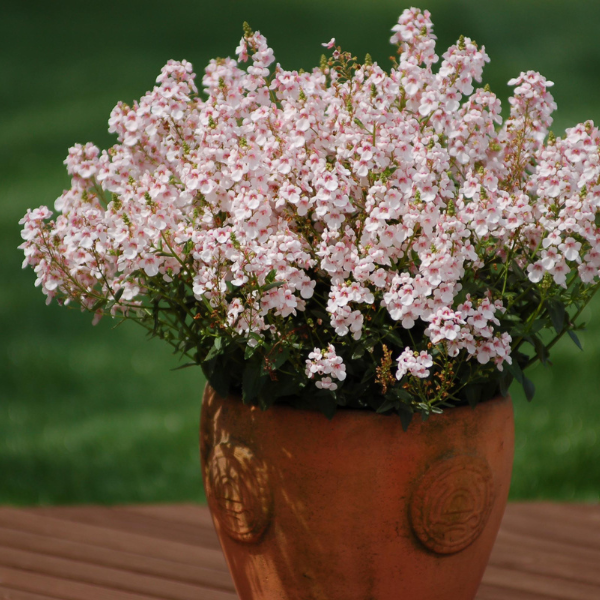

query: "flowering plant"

left=20, top=8, right=600, bottom=427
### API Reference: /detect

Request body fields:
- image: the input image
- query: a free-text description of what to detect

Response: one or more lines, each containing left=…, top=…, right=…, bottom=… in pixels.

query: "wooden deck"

left=0, top=503, right=598, bottom=599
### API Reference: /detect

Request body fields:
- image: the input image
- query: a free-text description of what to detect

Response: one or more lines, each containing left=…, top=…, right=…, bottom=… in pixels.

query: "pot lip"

left=204, top=383, right=512, bottom=422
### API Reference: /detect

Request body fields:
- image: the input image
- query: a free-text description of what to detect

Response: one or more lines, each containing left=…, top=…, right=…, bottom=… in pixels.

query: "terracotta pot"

left=200, top=384, right=514, bottom=600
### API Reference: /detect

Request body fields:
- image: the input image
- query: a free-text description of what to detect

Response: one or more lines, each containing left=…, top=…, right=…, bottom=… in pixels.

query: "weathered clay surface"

left=200, top=387, right=514, bottom=600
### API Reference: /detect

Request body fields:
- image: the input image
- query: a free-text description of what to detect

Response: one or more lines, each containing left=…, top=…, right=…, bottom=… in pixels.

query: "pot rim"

left=204, top=383, right=511, bottom=424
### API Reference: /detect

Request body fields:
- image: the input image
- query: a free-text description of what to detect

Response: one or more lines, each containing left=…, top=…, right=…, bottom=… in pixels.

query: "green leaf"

left=547, top=300, right=566, bottom=333
left=498, top=370, right=513, bottom=398
left=242, top=362, right=268, bottom=403
left=259, top=268, right=284, bottom=292
left=319, top=397, right=337, bottom=421
left=91, top=298, right=107, bottom=312
left=360, top=363, right=377, bottom=384
left=376, top=398, right=398, bottom=414
left=170, top=362, right=198, bottom=371
left=506, top=358, right=535, bottom=401
left=353, top=117, right=367, bottom=131
left=532, top=335, right=550, bottom=366
left=351, top=345, right=366, bottom=360
left=270, top=347, right=290, bottom=370
left=260, top=346, right=290, bottom=375
left=567, top=330, right=584, bottom=351
left=261, top=280, right=285, bottom=293
left=244, top=342, right=259, bottom=360
left=506, top=361, right=525, bottom=385
left=387, top=385, right=413, bottom=403
left=266, top=374, right=299, bottom=401
left=152, top=301, right=160, bottom=334
left=529, top=319, right=546, bottom=334
left=523, top=376, right=536, bottom=402
left=397, top=405, right=414, bottom=431
left=510, top=259, right=527, bottom=279
left=294, top=384, right=338, bottom=420
left=384, top=329, right=404, bottom=347
left=183, top=338, right=197, bottom=353
left=208, top=362, right=232, bottom=398
left=205, top=337, right=224, bottom=361
left=382, top=165, right=398, bottom=178
left=464, top=385, right=482, bottom=409
left=502, top=313, right=523, bottom=323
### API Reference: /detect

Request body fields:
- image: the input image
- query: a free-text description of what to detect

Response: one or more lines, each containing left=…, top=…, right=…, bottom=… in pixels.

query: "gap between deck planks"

left=0, top=503, right=598, bottom=600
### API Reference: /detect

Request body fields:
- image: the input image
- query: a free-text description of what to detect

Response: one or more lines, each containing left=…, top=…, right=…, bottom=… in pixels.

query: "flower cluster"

left=305, top=345, right=347, bottom=391
left=20, top=9, right=600, bottom=422
left=396, top=348, right=433, bottom=380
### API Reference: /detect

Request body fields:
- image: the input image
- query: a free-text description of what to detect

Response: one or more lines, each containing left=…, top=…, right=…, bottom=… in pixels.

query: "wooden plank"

left=0, top=588, right=59, bottom=600
left=490, top=531, right=600, bottom=586
left=0, top=526, right=235, bottom=592
left=502, top=504, right=600, bottom=550
left=493, top=527, right=600, bottom=564
left=0, top=509, right=228, bottom=572
left=509, top=502, right=600, bottom=528
left=0, top=548, right=236, bottom=600
left=30, top=506, right=217, bottom=534
left=0, top=503, right=598, bottom=600
left=120, top=505, right=216, bottom=529
left=26, top=507, right=222, bottom=550
left=483, top=565, right=600, bottom=600
left=500, top=510, right=600, bottom=552
left=476, top=583, right=547, bottom=600
left=559, top=503, right=600, bottom=516
left=0, top=566, right=155, bottom=600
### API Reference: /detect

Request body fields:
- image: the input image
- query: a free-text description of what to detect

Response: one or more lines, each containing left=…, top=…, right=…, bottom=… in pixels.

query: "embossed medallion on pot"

left=410, top=454, right=494, bottom=554
left=207, top=441, right=272, bottom=543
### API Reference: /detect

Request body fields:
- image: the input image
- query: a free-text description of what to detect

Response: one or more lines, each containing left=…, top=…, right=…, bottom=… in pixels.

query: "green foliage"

left=4, top=0, right=600, bottom=504
left=124, top=211, right=599, bottom=423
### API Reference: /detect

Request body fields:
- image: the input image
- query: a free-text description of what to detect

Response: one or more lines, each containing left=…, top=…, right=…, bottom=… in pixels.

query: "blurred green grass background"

left=1, top=0, right=600, bottom=505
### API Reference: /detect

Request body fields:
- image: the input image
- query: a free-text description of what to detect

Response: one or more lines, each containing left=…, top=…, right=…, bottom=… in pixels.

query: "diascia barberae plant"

left=20, top=8, right=600, bottom=429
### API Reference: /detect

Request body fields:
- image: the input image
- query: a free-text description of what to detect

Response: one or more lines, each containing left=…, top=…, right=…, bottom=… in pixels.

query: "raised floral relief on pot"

left=410, top=455, right=494, bottom=554
left=207, top=441, right=272, bottom=543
